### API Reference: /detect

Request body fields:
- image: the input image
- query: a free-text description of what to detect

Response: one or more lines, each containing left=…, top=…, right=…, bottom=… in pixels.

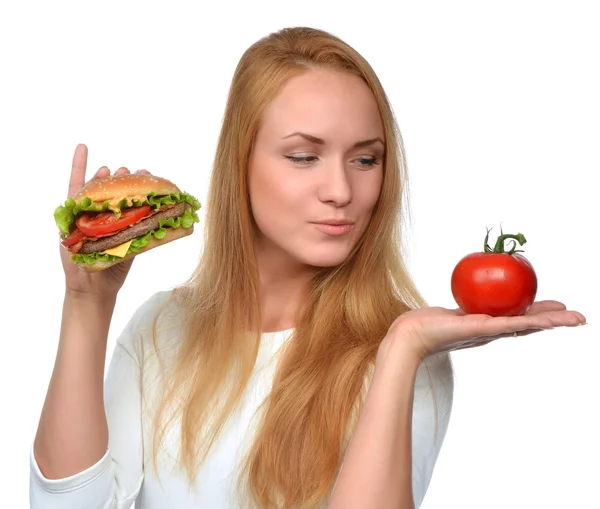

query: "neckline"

left=262, top=327, right=294, bottom=335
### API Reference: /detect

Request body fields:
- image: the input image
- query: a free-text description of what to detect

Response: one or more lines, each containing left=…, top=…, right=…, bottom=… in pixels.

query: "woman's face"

left=248, top=68, right=385, bottom=271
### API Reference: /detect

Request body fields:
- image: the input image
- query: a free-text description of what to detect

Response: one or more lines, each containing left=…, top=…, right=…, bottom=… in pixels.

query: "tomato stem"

left=484, top=227, right=527, bottom=254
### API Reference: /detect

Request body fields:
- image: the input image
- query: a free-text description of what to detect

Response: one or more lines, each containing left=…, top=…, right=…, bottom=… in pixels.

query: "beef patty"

left=79, top=202, right=190, bottom=254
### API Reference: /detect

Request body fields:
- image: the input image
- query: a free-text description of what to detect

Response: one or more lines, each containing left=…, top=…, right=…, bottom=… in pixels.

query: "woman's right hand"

left=60, top=144, right=148, bottom=300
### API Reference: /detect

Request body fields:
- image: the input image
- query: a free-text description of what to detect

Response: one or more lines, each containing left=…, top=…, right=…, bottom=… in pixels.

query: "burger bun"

left=73, top=173, right=181, bottom=204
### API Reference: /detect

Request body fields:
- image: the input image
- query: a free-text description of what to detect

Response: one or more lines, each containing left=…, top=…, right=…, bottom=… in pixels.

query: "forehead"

left=258, top=68, right=384, bottom=143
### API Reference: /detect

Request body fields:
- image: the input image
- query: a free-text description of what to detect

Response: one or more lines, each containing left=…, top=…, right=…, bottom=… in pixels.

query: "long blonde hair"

left=151, top=26, right=445, bottom=509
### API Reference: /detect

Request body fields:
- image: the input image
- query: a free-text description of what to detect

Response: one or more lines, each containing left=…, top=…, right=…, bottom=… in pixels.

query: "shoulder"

left=412, top=352, right=454, bottom=453
left=410, top=353, right=454, bottom=506
left=115, top=289, right=184, bottom=360
left=126, top=289, right=179, bottom=331
left=416, top=352, right=454, bottom=395
left=414, top=352, right=454, bottom=418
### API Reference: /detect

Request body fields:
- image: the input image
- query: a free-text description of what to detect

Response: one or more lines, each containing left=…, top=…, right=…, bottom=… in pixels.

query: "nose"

left=317, top=158, right=352, bottom=207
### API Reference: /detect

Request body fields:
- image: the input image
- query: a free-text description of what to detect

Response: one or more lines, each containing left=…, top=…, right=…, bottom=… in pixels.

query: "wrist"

left=63, top=291, right=117, bottom=331
left=64, top=289, right=117, bottom=308
left=60, top=293, right=116, bottom=349
left=377, top=329, right=423, bottom=370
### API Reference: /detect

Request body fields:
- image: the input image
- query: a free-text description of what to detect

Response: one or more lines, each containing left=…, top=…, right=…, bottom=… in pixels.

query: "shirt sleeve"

left=29, top=291, right=169, bottom=509
left=411, top=352, right=454, bottom=508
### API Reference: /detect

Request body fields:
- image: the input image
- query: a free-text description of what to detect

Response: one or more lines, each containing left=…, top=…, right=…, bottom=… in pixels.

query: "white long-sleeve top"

left=30, top=291, right=454, bottom=509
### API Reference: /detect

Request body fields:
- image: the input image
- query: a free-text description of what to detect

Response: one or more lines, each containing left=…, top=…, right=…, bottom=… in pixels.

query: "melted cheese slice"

left=100, top=239, right=133, bottom=258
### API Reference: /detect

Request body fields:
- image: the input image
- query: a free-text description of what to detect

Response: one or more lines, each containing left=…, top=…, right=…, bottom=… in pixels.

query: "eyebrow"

left=282, top=131, right=385, bottom=148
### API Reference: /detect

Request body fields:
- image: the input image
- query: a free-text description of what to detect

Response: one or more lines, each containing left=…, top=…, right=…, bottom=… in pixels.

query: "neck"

left=255, top=246, right=315, bottom=333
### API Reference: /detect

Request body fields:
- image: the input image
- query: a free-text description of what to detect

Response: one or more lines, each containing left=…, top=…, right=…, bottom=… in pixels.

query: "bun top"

left=73, top=173, right=181, bottom=203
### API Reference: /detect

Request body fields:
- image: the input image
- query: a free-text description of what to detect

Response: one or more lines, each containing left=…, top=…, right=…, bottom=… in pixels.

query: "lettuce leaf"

left=54, top=191, right=201, bottom=234
left=71, top=207, right=200, bottom=265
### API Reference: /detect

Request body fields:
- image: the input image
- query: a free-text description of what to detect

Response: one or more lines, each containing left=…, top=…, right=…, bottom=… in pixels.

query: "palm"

left=390, top=301, right=586, bottom=358
left=60, top=244, right=132, bottom=296
left=59, top=144, right=147, bottom=298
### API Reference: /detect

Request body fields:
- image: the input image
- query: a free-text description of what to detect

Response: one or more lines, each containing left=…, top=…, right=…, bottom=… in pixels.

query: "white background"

left=1, top=1, right=598, bottom=507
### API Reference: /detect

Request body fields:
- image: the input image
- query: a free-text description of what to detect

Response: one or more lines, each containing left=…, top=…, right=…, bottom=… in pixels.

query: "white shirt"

left=30, top=291, right=454, bottom=509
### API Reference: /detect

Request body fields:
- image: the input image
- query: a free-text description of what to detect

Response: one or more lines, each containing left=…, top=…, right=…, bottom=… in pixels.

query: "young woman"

left=30, top=26, right=585, bottom=509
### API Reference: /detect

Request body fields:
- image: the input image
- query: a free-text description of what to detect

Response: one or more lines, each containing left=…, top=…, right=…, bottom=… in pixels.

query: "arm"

left=29, top=292, right=157, bottom=509
left=33, top=292, right=114, bottom=478
left=327, top=338, right=422, bottom=509
left=327, top=297, right=583, bottom=508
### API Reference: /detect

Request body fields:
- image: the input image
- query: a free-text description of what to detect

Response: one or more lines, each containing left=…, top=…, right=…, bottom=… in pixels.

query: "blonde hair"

left=151, top=26, right=448, bottom=509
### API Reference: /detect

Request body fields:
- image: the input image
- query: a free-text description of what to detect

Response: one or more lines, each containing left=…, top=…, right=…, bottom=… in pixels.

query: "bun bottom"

left=74, top=225, right=195, bottom=272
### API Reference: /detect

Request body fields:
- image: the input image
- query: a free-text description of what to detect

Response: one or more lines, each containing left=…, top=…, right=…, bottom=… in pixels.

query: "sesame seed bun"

left=73, top=173, right=180, bottom=203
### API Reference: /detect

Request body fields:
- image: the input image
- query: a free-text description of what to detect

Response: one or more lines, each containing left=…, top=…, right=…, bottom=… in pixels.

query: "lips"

left=311, top=220, right=355, bottom=236
left=312, top=218, right=354, bottom=226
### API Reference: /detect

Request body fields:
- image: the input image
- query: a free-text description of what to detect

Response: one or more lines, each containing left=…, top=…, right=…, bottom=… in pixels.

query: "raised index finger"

left=68, top=144, right=89, bottom=198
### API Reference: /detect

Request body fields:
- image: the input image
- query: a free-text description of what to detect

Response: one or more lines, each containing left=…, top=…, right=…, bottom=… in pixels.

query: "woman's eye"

left=355, top=157, right=379, bottom=169
left=285, top=155, right=318, bottom=164
left=284, top=155, right=380, bottom=168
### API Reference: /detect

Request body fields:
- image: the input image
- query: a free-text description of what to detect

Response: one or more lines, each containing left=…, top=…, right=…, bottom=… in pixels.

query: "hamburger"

left=54, top=173, right=201, bottom=271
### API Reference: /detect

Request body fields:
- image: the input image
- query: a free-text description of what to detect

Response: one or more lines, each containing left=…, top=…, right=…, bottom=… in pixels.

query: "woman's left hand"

left=379, top=300, right=587, bottom=361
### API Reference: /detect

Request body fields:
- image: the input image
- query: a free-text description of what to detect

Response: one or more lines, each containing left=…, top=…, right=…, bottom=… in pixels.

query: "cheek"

left=354, top=171, right=383, bottom=216
left=248, top=160, right=307, bottom=231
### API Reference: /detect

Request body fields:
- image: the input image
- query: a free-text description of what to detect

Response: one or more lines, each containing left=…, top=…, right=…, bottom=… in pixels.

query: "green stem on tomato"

left=484, top=227, right=527, bottom=254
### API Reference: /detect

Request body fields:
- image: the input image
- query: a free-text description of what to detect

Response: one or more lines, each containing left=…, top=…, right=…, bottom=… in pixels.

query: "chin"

left=296, top=246, right=353, bottom=268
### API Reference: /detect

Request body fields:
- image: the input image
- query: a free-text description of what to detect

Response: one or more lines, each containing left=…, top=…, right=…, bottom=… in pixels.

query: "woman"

left=30, top=26, right=585, bottom=509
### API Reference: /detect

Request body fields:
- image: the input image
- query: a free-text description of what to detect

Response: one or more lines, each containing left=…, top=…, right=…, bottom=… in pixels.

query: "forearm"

left=33, top=292, right=116, bottom=479
left=327, top=339, right=421, bottom=509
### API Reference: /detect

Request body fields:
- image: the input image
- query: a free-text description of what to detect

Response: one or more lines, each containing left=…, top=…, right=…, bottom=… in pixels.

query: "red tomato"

left=451, top=229, right=538, bottom=317
left=75, top=205, right=151, bottom=237
left=60, top=228, right=86, bottom=247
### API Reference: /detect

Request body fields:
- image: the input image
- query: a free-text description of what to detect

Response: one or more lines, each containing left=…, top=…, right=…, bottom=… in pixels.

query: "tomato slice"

left=75, top=205, right=152, bottom=237
left=60, top=228, right=87, bottom=247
